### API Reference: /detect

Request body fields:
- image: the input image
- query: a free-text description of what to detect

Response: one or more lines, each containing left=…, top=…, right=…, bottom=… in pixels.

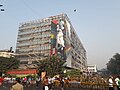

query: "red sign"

left=6, top=69, right=38, bottom=75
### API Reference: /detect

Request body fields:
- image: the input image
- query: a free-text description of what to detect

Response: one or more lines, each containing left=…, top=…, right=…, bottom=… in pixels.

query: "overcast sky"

left=0, top=0, right=120, bottom=69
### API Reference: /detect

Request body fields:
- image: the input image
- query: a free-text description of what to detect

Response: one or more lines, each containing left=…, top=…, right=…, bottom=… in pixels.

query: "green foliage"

left=0, top=57, right=20, bottom=73
left=107, top=53, right=120, bottom=74
left=66, top=69, right=82, bottom=77
left=38, top=55, right=65, bottom=77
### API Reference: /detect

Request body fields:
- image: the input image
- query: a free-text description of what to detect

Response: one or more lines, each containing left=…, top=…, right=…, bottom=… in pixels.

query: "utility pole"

left=0, top=4, right=5, bottom=11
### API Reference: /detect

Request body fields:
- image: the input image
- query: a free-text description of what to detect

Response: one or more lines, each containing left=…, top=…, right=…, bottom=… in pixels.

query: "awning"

left=6, top=69, right=38, bottom=75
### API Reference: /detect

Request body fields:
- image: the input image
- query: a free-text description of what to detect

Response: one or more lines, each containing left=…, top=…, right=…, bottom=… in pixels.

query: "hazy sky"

left=0, top=0, right=120, bottom=69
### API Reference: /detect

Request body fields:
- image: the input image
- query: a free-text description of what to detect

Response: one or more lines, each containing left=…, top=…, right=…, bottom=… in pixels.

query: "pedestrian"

left=43, top=77, right=49, bottom=90
left=48, top=77, right=52, bottom=90
left=60, top=77, right=64, bottom=90
left=10, top=77, right=24, bottom=90
left=36, top=76, right=40, bottom=87
left=115, top=76, right=120, bottom=90
left=108, top=76, right=114, bottom=90
left=23, top=77, right=27, bottom=87
left=0, top=77, right=4, bottom=86
left=118, top=77, right=120, bottom=90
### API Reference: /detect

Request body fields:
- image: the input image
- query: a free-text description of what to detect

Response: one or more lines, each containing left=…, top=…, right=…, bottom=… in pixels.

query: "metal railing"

left=54, top=81, right=110, bottom=90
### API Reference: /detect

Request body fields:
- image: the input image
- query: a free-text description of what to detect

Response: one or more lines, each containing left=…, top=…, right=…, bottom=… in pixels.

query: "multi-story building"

left=87, top=65, right=97, bottom=73
left=0, top=47, right=14, bottom=58
left=16, top=13, right=87, bottom=70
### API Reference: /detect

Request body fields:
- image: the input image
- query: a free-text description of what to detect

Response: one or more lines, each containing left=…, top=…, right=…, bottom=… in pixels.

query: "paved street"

left=0, top=85, right=81, bottom=90
left=0, top=81, right=109, bottom=90
left=0, top=82, right=80, bottom=90
left=0, top=83, right=79, bottom=90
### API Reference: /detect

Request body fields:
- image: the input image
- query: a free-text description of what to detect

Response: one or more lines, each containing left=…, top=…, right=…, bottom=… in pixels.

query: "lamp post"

left=0, top=4, right=5, bottom=11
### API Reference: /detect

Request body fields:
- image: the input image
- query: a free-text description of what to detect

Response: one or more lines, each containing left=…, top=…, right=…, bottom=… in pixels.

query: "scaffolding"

left=16, top=14, right=65, bottom=69
left=16, top=13, right=87, bottom=70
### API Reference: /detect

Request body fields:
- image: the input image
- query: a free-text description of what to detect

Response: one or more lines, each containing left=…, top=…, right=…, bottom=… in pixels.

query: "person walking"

left=60, top=77, right=64, bottom=90
left=109, top=76, right=114, bottom=90
left=36, top=76, right=40, bottom=87
left=118, top=78, right=120, bottom=90
left=0, top=77, right=4, bottom=86
left=43, top=77, right=49, bottom=90
left=10, top=77, right=24, bottom=90
left=115, top=76, right=120, bottom=90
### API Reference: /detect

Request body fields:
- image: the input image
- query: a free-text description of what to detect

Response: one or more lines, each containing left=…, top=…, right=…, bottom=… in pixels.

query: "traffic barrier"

left=54, top=82, right=110, bottom=90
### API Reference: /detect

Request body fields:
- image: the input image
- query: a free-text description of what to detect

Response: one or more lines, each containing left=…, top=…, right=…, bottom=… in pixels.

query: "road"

left=0, top=81, right=108, bottom=90
left=0, top=82, right=81, bottom=90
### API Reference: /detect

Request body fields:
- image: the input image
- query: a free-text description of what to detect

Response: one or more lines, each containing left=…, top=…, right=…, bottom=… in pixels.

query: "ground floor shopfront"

left=6, top=69, right=38, bottom=77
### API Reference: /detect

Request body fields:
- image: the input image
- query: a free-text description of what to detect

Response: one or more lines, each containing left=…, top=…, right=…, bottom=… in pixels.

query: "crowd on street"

left=0, top=74, right=120, bottom=90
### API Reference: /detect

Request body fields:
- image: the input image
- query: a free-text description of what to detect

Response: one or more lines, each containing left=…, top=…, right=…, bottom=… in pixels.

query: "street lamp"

left=0, top=4, right=5, bottom=11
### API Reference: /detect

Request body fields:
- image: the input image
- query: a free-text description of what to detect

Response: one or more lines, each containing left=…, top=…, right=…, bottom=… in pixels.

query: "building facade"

left=16, top=13, right=87, bottom=70
left=87, top=65, right=97, bottom=73
left=0, top=48, right=14, bottom=58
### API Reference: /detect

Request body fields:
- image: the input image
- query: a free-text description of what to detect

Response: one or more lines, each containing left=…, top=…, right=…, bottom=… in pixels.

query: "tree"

left=66, top=69, right=82, bottom=77
left=98, top=68, right=109, bottom=77
left=107, top=53, right=120, bottom=74
left=38, top=55, right=65, bottom=77
left=0, top=57, right=20, bottom=74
